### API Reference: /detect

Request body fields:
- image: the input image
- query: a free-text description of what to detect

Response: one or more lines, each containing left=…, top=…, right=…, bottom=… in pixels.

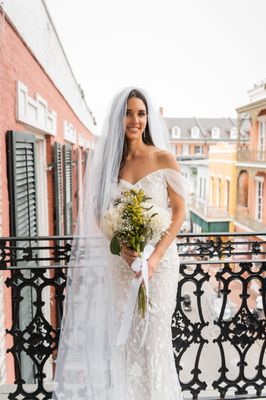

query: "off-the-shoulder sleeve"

left=162, top=168, right=189, bottom=201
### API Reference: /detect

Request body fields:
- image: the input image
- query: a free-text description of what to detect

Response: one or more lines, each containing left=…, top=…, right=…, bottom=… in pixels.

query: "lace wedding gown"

left=111, top=168, right=184, bottom=400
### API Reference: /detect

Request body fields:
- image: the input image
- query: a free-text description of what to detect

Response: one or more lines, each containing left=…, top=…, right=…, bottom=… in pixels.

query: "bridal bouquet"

left=103, top=188, right=171, bottom=317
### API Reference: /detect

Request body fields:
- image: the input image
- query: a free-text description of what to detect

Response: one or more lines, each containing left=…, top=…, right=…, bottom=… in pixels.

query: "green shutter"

left=54, top=142, right=63, bottom=235
left=63, top=144, right=73, bottom=235
left=7, top=131, right=38, bottom=237
left=7, top=130, right=38, bottom=383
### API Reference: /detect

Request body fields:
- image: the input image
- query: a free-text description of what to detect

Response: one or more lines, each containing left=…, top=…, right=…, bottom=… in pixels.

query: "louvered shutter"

left=63, top=144, right=73, bottom=235
left=76, top=148, right=79, bottom=212
left=54, top=142, right=63, bottom=235
left=7, top=130, right=38, bottom=383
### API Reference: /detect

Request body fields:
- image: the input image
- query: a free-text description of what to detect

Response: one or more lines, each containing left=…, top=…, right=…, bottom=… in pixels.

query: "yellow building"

left=188, top=142, right=237, bottom=233
left=208, top=142, right=237, bottom=232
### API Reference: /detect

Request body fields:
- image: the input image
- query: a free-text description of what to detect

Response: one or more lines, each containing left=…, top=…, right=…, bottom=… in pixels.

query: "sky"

left=45, top=0, right=266, bottom=131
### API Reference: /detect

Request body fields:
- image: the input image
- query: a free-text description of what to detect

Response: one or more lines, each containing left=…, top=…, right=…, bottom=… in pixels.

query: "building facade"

left=235, top=81, right=266, bottom=235
left=0, top=1, right=95, bottom=386
left=165, top=117, right=249, bottom=233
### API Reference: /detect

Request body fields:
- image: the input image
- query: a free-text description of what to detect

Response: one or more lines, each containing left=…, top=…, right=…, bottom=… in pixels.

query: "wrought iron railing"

left=0, top=233, right=265, bottom=400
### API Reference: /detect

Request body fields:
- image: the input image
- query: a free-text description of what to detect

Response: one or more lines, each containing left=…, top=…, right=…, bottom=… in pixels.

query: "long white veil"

left=52, top=87, right=171, bottom=399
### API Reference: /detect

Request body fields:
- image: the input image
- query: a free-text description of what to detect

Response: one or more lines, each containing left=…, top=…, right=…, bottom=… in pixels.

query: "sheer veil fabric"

left=52, top=88, right=187, bottom=399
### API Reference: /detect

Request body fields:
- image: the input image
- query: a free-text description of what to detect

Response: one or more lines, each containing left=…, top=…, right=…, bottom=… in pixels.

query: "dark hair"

left=119, top=89, right=155, bottom=177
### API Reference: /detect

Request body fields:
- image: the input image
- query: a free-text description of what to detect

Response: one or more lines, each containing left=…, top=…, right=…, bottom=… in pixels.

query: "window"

left=171, top=126, right=180, bottom=138
left=230, top=127, right=237, bottom=139
left=199, top=177, right=202, bottom=198
left=212, top=127, right=220, bottom=139
left=237, top=171, right=249, bottom=207
left=210, top=176, right=214, bottom=206
left=182, top=144, right=190, bottom=155
left=258, top=122, right=266, bottom=154
left=225, top=179, right=230, bottom=211
left=203, top=178, right=207, bottom=200
left=63, top=144, right=73, bottom=235
left=170, top=144, right=177, bottom=155
left=217, top=177, right=222, bottom=207
left=255, top=178, right=264, bottom=222
left=191, top=126, right=200, bottom=138
left=194, top=145, right=202, bottom=155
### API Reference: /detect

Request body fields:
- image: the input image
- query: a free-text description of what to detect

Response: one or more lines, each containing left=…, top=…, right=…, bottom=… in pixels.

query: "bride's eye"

left=139, top=111, right=146, bottom=117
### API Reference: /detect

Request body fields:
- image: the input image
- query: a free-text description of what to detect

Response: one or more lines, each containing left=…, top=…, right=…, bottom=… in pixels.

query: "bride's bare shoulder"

left=155, top=150, right=180, bottom=172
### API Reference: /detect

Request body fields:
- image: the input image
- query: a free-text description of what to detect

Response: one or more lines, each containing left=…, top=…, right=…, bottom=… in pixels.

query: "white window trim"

left=209, top=175, right=215, bottom=206
left=230, top=127, right=237, bottom=139
left=224, top=178, right=230, bottom=210
left=16, top=80, right=57, bottom=136
left=211, top=127, right=220, bottom=139
left=171, top=126, right=180, bottom=139
left=258, top=121, right=266, bottom=152
left=217, top=177, right=222, bottom=207
left=191, top=126, right=200, bottom=139
left=182, top=144, right=189, bottom=155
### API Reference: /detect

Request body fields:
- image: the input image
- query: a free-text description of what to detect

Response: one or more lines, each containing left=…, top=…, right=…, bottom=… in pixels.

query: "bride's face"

left=124, top=97, right=147, bottom=141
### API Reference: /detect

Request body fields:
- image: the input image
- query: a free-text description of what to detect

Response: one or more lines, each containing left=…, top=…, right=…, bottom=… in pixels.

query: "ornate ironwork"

left=1, top=234, right=266, bottom=399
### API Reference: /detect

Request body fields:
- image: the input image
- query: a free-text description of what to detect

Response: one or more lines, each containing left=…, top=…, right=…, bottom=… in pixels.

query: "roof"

left=164, top=117, right=249, bottom=141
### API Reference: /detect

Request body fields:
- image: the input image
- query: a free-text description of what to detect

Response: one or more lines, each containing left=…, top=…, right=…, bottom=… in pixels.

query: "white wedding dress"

left=110, top=168, right=184, bottom=400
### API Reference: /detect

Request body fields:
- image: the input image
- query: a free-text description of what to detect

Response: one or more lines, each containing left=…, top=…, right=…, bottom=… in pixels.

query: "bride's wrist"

left=152, top=248, right=164, bottom=262
left=149, top=252, right=162, bottom=269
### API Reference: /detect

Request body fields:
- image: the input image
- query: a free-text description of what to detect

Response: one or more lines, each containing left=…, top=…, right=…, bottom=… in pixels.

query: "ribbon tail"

left=138, top=258, right=150, bottom=349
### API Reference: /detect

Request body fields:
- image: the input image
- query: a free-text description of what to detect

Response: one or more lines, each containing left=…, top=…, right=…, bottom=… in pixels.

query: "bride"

left=53, top=88, right=187, bottom=400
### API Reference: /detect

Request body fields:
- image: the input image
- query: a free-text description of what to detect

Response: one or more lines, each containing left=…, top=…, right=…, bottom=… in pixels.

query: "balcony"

left=235, top=207, right=266, bottom=232
left=190, top=200, right=231, bottom=220
left=0, top=233, right=266, bottom=400
left=177, top=154, right=208, bottom=162
left=237, top=149, right=266, bottom=165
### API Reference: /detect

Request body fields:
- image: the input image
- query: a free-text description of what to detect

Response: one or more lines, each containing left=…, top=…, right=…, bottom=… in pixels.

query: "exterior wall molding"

left=78, top=134, right=86, bottom=148
left=78, top=134, right=92, bottom=149
left=63, top=121, right=77, bottom=144
left=257, top=115, right=266, bottom=123
left=254, top=176, right=264, bottom=183
left=208, top=160, right=235, bottom=164
left=248, top=82, right=266, bottom=103
left=16, top=80, right=57, bottom=135
left=236, top=161, right=266, bottom=170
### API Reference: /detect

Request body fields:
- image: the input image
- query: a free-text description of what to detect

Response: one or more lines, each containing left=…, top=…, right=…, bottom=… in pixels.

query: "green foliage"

left=110, top=234, right=121, bottom=255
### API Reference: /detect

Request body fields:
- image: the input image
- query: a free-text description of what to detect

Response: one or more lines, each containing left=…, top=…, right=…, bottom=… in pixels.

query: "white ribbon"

left=116, top=244, right=154, bottom=347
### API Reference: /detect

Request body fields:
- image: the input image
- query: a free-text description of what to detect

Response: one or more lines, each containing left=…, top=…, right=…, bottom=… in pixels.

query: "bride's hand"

left=147, top=253, right=160, bottom=280
left=120, top=245, right=138, bottom=267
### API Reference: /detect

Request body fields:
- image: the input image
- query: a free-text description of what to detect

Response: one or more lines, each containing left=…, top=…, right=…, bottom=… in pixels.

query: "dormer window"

left=230, top=127, right=237, bottom=139
left=191, top=126, right=200, bottom=138
left=171, top=126, right=180, bottom=138
left=211, top=127, right=220, bottom=139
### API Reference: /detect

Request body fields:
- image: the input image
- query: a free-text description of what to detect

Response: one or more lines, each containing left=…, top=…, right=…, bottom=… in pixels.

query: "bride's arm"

left=147, top=152, right=186, bottom=279
left=147, top=185, right=185, bottom=279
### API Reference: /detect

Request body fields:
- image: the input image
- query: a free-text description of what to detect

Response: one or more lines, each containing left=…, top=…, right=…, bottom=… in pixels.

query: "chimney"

left=159, top=107, right=164, bottom=116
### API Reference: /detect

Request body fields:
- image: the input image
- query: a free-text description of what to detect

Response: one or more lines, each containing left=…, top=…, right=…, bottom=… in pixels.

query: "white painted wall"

left=197, top=165, right=209, bottom=202
left=3, top=0, right=95, bottom=131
